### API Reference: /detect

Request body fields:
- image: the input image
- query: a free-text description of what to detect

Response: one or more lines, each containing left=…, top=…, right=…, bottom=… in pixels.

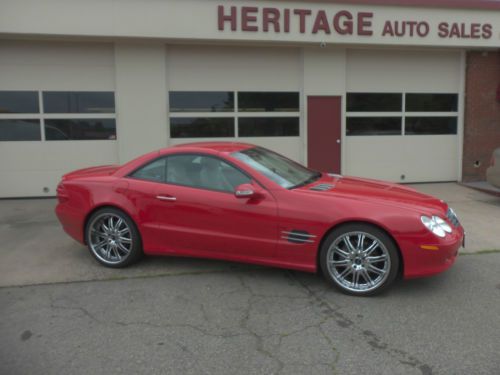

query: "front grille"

left=447, top=208, right=460, bottom=227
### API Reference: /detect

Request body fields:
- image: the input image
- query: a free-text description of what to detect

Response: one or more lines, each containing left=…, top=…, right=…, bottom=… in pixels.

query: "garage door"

left=166, top=45, right=304, bottom=164
left=0, top=41, right=118, bottom=198
left=344, top=49, right=462, bottom=183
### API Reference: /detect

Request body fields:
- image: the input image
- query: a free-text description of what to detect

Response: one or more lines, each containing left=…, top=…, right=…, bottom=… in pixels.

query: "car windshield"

left=231, top=147, right=321, bottom=189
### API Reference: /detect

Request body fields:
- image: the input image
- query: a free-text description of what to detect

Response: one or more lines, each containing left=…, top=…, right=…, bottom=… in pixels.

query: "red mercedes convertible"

left=56, top=142, right=464, bottom=295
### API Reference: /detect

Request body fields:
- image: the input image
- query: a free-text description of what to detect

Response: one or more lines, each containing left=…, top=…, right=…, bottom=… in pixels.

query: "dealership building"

left=0, top=0, right=499, bottom=197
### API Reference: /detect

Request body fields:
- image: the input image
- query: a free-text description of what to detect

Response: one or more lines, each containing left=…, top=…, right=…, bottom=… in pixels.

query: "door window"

left=131, top=154, right=251, bottom=193
left=130, top=158, right=167, bottom=182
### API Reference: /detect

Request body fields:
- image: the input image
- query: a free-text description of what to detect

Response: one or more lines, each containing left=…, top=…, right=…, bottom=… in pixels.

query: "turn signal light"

left=420, top=245, right=440, bottom=251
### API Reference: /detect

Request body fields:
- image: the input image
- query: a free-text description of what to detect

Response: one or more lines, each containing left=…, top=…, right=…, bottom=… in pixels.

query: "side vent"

left=282, top=230, right=316, bottom=244
left=310, top=183, right=334, bottom=191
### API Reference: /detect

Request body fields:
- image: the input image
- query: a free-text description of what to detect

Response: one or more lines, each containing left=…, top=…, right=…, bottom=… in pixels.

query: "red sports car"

left=56, top=142, right=464, bottom=295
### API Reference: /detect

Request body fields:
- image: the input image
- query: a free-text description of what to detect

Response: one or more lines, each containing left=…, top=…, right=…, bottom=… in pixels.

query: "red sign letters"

left=217, top=5, right=493, bottom=40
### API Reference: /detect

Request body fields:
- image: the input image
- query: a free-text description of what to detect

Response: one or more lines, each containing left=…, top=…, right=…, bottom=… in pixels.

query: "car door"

left=123, top=156, right=171, bottom=252
left=131, top=153, right=279, bottom=259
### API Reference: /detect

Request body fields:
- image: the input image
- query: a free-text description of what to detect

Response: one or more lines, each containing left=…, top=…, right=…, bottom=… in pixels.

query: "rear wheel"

left=320, top=224, right=400, bottom=296
left=85, top=208, right=142, bottom=268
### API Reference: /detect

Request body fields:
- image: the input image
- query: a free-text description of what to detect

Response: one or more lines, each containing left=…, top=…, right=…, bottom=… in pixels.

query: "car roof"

left=170, top=142, right=255, bottom=153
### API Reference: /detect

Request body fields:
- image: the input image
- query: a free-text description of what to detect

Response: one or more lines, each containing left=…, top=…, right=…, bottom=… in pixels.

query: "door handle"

left=156, top=195, right=177, bottom=201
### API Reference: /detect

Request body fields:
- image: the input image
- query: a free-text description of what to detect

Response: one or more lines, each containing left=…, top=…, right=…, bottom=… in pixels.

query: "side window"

left=164, top=154, right=251, bottom=192
left=131, top=158, right=167, bottom=182
left=198, top=156, right=251, bottom=192
left=132, top=154, right=251, bottom=193
left=164, top=154, right=201, bottom=187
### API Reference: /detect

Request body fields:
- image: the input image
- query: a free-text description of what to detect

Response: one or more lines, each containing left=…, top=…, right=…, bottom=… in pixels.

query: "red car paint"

left=55, top=142, right=464, bottom=278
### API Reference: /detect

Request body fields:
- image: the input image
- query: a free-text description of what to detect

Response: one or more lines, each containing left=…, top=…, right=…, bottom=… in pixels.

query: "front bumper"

left=399, top=226, right=464, bottom=279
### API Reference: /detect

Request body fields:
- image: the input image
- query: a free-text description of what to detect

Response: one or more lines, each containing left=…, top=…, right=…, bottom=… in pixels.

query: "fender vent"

left=310, top=183, right=334, bottom=191
left=282, top=230, right=316, bottom=244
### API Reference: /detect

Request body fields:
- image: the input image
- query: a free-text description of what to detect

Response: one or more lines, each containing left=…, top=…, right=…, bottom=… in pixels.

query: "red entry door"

left=307, top=96, right=341, bottom=173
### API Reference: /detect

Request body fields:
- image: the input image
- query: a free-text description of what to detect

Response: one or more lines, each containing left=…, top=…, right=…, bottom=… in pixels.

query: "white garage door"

left=344, top=49, right=462, bottom=183
left=0, top=41, right=118, bottom=198
left=167, top=45, right=304, bottom=163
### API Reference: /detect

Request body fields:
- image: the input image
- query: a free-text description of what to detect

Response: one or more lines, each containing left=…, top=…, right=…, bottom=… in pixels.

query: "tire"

left=85, top=207, right=143, bottom=268
left=320, top=223, right=400, bottom=296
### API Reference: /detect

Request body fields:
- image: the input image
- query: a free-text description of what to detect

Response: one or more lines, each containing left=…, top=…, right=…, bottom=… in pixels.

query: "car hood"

left=296, top=174, right=448, bottom=215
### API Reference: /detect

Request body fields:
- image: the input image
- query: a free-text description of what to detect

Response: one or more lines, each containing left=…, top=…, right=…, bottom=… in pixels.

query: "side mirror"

left=234, top=183, right=257, bottom=198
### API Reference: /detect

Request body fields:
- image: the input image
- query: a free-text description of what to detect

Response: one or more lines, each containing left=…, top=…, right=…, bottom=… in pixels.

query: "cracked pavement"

left=2, top=253, right=500, bottom=375
left=1, top=187, right=500, bottom=374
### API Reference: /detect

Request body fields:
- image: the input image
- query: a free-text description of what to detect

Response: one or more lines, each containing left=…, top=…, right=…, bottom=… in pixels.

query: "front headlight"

left=421, top=215, right=452, bottom=238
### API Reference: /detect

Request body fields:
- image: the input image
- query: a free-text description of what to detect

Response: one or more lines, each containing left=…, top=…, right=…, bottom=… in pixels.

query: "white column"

left=114, top=42, right=168, bottom=163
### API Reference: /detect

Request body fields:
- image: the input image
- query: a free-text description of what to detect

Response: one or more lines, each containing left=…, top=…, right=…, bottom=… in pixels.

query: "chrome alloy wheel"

left=88, top=213, right=133, bottom=265
left=326, top=231, right=391, bottom=293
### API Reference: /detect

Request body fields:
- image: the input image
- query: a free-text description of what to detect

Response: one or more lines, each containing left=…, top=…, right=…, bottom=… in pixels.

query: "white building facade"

left=0, top=0, right=499, bottom=197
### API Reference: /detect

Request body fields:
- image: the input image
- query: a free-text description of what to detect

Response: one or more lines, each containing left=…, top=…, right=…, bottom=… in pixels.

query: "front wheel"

left=320, top=224, right=400, bottom=296
left=85, top=208, right=143, bottom=268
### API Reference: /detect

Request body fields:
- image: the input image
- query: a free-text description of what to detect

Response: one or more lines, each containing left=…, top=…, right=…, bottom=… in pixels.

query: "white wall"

left=344, top=48, right=462, bottom=182
left=167, top=45, right=304, bottom=163
left=0, top=0, right=499, bottom=49
left=0, top=40, right=118, bottom=197
left=0, top=40, right=115, bottom=91
left=346, top=49, right=461, bottom=93
left=168, top=45, right=301, bottom=91
left=114, top=42, right=168, bottom=163
left=0, top=40, right=466, bottom=197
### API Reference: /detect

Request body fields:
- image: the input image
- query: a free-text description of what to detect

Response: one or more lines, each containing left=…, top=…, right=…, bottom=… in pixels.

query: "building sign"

left=218, top=5, right=493, bottom=40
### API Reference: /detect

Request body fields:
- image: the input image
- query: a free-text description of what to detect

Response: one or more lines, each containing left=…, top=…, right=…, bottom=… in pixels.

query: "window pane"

left=43, top=92, right=115, bottom=113
left=169, top=92, right=234, bottom=112
left=45, top=119, right=116, bottom=140
left=238, top=92, right=299, bottom=112
left=405, top=117, right=457, bottom=135
left=347, top=117, right=402, bottom=136
left=232, top=147, right=316, bottom=189
left=131, top=158, right=167, bottom=182
left=347, top=93, right=402, bottom=112
left=197, top=156, right=250, bottom=192
left=238, top=117, right=299, bottom=137
left=170, top=117, right=234, bottom=138
left=165, top=154, right=200, bottom=187
left=162, top=154, right=250, bottom=192
left=0, top=119, right=41, bottom=141
left=405, top=94, right=458, bottom=112
left=0, top=91, right=39, bottom=113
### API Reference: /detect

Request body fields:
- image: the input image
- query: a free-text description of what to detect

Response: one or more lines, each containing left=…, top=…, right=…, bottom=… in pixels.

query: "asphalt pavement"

left=1, top=182, right=499, bottom=374
left=1, top=253, right=500, bottom=375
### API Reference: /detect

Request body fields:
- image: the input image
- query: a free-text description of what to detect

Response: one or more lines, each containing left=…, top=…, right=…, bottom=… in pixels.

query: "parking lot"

left=1, top=183, right=499, bottom=374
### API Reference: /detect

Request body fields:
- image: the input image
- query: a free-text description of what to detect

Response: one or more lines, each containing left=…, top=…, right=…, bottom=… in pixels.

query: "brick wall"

left=463, top=51, right=500, bottom=182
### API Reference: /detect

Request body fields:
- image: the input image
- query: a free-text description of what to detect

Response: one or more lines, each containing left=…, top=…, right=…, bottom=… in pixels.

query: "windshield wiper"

left=289, top=172, right=322, bottom=189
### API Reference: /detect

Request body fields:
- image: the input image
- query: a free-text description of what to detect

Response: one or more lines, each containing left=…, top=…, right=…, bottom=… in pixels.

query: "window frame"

left=126, top=152, right=256, bottom=195
left=345, top=92, right=459, bottom=137
left=0, top=119, right=42, bottom=141
left=168, top=90, right=301, bottom=139
left=42, top=91, right=115, bottom=114
left=169, top=116, right=235, bottom=138
left=0, top=90, right=39, bottom=114
left=0, top=90, right=117, bottom=142
left=169, top=91, right=235, bottom=113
